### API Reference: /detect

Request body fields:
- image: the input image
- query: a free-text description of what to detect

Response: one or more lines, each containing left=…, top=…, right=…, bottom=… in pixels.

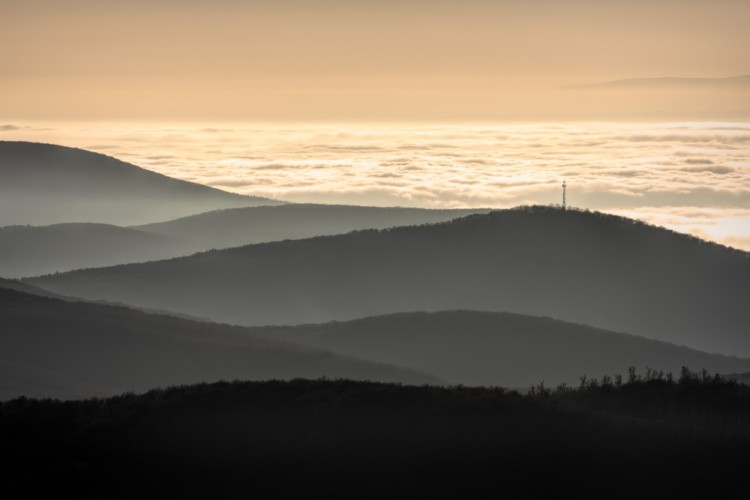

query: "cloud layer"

left=3, top=121, right=749, bottom=250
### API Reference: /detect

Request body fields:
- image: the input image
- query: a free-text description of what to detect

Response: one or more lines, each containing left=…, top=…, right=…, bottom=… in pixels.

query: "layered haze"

left=3, top=0, right=748, bottom=247
left=3, top=1, right=750, bottom=493
left=3, top=122, right=749, bottom=249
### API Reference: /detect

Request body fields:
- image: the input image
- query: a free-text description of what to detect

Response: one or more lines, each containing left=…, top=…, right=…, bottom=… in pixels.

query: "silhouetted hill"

left=28, top=207, right=750, bottom=355
left=0, top=141, right=281, bottom=225
left=137, top=203, right=489, bottom=250
left=256, top=311, right=750, bottom=387
left=0, top=276, right=207, bottom=317
left=2, top=377, right=748, bottom=499
left=0, top=277, right=66, bottom=299
left=0, top=223, right=178, bottom=278
left=0, top=287, right=436, bottom=400
left=0, top=205, right=487, bottom=278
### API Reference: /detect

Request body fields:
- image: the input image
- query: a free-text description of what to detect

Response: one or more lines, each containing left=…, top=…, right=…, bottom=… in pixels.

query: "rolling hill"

left=0, top=223, right=178, bottom=278
left=0, top=277, right=67, bottom=299
left=27, top=207, right=750, bottom=355
left=0, top=141, right=281, bottom=226
left=7, top=275, right=746, bottom=390
left=255, top=310, right=750, bottom=388
left=136, top=203, right=489, bottom=251
left=0, top=286, right=436, bottom=400
left=0, top=205, right=487, bottom=278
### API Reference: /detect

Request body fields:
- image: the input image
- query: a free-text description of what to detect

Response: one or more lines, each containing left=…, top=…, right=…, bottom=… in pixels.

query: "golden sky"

left=2, top=0, right=749, bottom=121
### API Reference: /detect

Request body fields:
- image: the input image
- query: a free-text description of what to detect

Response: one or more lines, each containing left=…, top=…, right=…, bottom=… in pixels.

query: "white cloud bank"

left=3, top=121, right=749, bottom=251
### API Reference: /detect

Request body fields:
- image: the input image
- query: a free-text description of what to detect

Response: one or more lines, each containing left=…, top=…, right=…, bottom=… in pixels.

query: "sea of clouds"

left=3, top=121, right=749, bottom=250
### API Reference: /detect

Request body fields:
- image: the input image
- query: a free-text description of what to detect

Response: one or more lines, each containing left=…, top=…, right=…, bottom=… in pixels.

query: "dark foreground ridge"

left=2, top=372, right=749, bottom=499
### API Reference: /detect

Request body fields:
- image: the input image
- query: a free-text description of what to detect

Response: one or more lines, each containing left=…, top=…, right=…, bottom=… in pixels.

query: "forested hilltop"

left=2, top=370, right=749, bottom=499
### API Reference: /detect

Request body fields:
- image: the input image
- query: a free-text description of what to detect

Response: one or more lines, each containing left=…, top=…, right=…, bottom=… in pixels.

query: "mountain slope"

left=0, top=286, right=437, bottom=400
left=0, top=141, right=281, bottom=225
left=0, top=205, right=487, bottom=278
left=0, top=277, right=66, bottom=299
left=256, top=311, right=750, bottom=387
left=137, top=203, right=489, bottom=250
left=27, top=207, right=750, bottom=355
left=0, top=223, right=179, bottom=278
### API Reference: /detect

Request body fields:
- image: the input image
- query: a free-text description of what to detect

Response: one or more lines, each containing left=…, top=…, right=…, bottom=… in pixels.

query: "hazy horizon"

left=2, top=120, right=749, bottom=251
left=4, top=1, right=749, bottom=248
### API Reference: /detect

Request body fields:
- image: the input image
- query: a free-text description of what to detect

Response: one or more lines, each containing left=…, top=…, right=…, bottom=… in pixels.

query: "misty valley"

left=1, top=142, right=749, bottom=498
left=4, top=0, right=750, bottom=495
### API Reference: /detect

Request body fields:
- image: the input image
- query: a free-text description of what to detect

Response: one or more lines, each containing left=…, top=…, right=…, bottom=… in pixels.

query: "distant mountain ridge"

left=0, top=141, right=282, bottom=225
left=136, top=203, right=489, bottom=251
left=0, top=277, right=65, bottom=299
left=27, top=207, right=750, bottom=356
left=0, top=205, right=488, bottom=277
left=0, top=223, right=177, bottom=278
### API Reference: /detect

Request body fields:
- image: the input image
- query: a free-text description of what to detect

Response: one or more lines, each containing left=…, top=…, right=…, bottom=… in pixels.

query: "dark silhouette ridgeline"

left=2, top=369, right=749, bottom=499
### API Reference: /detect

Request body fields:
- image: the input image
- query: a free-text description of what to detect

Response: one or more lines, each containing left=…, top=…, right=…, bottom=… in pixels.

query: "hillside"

left=255, top=311, right=750, bottom=387
left=0, top=286, right=436, bottom=400
left=28, top=207, right=750, bottom=355
left=0, top=205, right=486, bottom=278
left=6, top=286, right=745, bottom=390
left=2, top=377, right=749, bottom=499
left=0, top=141, right=280, bottom=225
left=0, top=224, right=178, bottom=278
left=0, top=277, right=66, bottom=299
left=137, top=203, right=488, bottom=251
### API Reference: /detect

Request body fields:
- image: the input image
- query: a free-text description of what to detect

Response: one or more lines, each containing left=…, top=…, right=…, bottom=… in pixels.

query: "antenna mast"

left=562, top=180, right=567, bottom=210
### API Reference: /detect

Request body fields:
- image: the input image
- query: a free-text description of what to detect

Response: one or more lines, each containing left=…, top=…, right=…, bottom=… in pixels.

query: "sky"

left=1, top=1, right=748, bottom=249
left=2, top=0, right=749, bottom=121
